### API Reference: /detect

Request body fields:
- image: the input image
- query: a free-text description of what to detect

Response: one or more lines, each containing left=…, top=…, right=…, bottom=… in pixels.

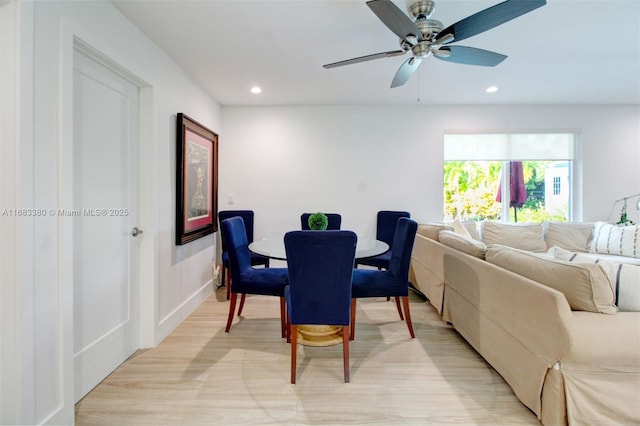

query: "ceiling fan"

left=323, top=0, right=546, bottom=88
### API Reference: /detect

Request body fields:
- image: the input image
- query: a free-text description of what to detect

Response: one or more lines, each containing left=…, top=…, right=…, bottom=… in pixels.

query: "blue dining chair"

left=221, top=217, right=288, bottom=336
left=300, top=213, right=342, bottom=230
left=219, top=210, right=270, bottom=300
left=284, top=230, right=357, bottom=384
left=350, top=217, right=418, bottom=340
left=355, top=210, right=410, bottom=270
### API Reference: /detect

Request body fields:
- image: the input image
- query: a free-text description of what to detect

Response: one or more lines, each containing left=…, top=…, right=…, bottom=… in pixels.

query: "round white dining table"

left=248, top=234, right=389, bottom=347
left=248, top=236, right=389, bottom=261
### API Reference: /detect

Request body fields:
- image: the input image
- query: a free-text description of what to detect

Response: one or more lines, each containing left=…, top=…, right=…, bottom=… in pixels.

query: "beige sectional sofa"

left=409, top=221, right=640, bottom=425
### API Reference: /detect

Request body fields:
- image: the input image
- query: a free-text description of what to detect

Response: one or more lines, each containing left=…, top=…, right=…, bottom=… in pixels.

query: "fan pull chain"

left=416, top=70, right=421, bottom=107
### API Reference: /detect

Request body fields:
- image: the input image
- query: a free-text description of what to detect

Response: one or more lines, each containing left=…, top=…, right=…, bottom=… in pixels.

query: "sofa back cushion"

left=486, top=245, right=617, bottom=314
left=590, top=221, right=640, bottom=258
left=544, top=221, right=594, bottom=252
left=481, top=221, right=547, bottom=253
left=417, top=223, right=453, bottom=241
left=438, top=230, right=487, bottom=259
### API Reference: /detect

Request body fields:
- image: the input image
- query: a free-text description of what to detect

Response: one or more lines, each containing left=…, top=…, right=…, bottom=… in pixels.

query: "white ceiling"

left=111, top=0, right=640, bottom=106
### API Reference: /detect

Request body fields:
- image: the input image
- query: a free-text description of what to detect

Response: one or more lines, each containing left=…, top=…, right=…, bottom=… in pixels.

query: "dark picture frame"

left=176, top=113, right=218, bottom=245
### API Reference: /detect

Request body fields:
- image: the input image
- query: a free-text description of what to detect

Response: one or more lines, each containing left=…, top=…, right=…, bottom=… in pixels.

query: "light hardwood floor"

left=75, top=287, right=540, bottom=425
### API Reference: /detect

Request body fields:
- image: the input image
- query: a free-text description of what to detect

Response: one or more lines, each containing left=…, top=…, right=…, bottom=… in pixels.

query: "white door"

left=73, top=48, right=140, bottom=402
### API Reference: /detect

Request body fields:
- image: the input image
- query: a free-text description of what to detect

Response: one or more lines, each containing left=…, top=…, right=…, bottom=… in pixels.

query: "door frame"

left=56, top=19, right=156, bottom=424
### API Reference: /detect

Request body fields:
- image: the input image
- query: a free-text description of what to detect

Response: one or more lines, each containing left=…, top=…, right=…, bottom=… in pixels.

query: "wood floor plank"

left=75, top=287, right=540, bottom=425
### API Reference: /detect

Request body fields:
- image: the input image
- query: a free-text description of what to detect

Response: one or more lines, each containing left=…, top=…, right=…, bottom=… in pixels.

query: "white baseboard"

left=156, top=280, right=213, bottom=345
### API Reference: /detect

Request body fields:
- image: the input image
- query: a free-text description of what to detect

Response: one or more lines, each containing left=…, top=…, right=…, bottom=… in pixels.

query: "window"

left=553, top=176, right=561, bottom=195
left=444, top=133, right=575, bottom=223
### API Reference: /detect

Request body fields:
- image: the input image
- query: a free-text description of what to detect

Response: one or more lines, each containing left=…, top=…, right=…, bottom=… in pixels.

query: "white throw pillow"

left=550, top=246, right=598, bottom=263
left=551, top=246, right=640, bottom=312
left=481, top=221, right=547, bottom=253
left=590, top=221, right=640, bottom=259
left=462, top=221, right=481, bottom=241
left=599, top=263, right=640, bottom=312
left=451, top=220, right=473, bottom=238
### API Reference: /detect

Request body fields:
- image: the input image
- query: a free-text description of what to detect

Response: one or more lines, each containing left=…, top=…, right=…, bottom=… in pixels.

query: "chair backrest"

left=300, top=213, right=342, bottom=230
left=388, top=218, right=418, bottom=282
left=219, top=210, right=255, bottom=251
left=376, top=210, right=411, bottom=245
left=221, top=217, right=253, bottom=283
left=284, top=230, right=356, bottom=326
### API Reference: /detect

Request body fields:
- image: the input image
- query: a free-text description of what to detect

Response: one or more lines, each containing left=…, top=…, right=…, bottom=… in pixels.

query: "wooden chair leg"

left=237, top=293, right=247, bottom=316
left=279, top=297, right=286, bottom=338
left=342, top=325, right=350, bottom=383
left=225, top=292, right=237, bottom=333
left=394, top=296, right=404, bottom=320
left=290, top=324, right=297, bottom=384
left=402, top=296, right=415, bottom=338
left=286, top=310, right=291, bottom=343
left=350, top=299, right=357, bottom=341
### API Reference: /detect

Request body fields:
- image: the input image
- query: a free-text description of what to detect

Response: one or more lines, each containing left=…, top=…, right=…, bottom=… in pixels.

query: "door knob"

left=131, top=227, right=143, bottom=237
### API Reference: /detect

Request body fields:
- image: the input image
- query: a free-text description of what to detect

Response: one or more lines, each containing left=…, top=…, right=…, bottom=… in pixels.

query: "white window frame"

left=444, top=132, right=580, bottom=222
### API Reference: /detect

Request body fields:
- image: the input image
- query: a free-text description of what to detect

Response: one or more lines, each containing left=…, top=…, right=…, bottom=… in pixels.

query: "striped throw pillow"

left=552, top=245, right=640, bottom=312
left=590, top=222, right=640, bottom=258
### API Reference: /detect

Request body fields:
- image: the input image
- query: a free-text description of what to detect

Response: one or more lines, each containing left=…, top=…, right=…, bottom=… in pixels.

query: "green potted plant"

left=308, top=212, right=329, bottom=230
left=617, top=203, right=635, bottom=226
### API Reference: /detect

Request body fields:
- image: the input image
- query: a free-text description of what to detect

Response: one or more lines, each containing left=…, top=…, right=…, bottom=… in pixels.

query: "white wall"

left=220, top=104, right=640, bottom=242
left=5, top=0, right=639, bottom=424
left=5, top=1, right=221, bottom=424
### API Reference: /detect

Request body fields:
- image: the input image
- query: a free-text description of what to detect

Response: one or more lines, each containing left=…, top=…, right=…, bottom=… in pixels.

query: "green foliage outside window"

left=443, top=161, right=568, bottom=223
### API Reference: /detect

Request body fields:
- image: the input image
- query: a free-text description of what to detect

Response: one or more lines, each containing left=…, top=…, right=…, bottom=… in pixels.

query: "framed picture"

left=176, top=113, right=218, bottom=245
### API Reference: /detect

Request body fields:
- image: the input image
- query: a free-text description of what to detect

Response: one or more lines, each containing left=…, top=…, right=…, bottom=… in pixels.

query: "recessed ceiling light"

left=250, top=86, right=262, bottom=94
left=486, top=86, right=499, bottom=93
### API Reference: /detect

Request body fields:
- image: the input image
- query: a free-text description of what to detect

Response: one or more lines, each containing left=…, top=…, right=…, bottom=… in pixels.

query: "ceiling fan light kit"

left=323, top=0, right=547, bottom=88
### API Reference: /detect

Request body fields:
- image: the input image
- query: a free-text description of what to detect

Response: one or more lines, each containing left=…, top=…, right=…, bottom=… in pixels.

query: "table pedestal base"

left=297, top=325, right=343, bottom=346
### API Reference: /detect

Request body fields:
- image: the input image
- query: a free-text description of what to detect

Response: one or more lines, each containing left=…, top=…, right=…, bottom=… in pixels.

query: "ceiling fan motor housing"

left=409, top=0, right=435, bottom=20
left=416, top=19, right=444, bottom=41
left=406, top=13, right=444, bottom=57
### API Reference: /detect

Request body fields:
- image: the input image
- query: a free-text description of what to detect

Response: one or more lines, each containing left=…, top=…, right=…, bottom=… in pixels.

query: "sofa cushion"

left=438, top=230, right=487, bottom=259
left=590, top=221, right=640, bottom=258
left=544, top=221, right=594, bottom=252
left=417, top=223, right=453, bottom=241
left=481, top=221, right=547, bottom=253
left=551, top=246, right=640, bottom=312
left=486, top=245, right=617, bottom=314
